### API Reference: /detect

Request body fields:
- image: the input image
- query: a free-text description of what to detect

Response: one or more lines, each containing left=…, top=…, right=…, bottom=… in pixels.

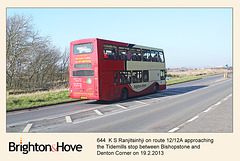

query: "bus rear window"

left=73, top=43, right=93, bottom=54
left=73, top=70, right=94, bottom=76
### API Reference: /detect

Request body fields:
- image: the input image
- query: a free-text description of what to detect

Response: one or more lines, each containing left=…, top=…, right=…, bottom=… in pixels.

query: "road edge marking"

left=168, top=93, right=232, bottom=133
left=65, top=116, right=72, bottom=123
left=23, top=124, right=33, bottom=133
left=116, top=104, right=127, bottom=109
left=135, top=101, right=149, bottom=105
left=94, top=109, right=103, bottom=116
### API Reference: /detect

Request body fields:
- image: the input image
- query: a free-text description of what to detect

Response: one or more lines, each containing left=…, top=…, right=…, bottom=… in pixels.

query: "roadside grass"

left=7, top=90, right=77, bottom=111
left=166, top=74, right=208, bottom=85
left=6, top=73, right=226, bottom=112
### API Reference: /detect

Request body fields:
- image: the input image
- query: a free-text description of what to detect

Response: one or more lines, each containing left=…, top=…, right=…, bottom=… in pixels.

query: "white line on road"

left=168, top=127, right=180, bottom=133
left=65, top=116, right=72, bottom=123
left=23, top=124, right=33, bottom=133
left=186, top=116, right=199, bottom=123
left=135, top=101, right=149, bottom=105
left=73, top=104, right=148, bottom=125
left=203, top=107, right=212, bottom=113
left=215, top=101, right=222, bottom=106
left=152, top=97, right=161, bottom=100
left=116, top=104, right=127, bottom=109
left=94, top=109, right=103, bottom=116
left=168, top=93, right=232, bottom=133
left=222, top=97, right=228, bottom=101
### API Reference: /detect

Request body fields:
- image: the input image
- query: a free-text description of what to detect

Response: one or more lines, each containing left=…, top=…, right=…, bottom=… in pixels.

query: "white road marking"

left=23, top=124, right=33, bottom=133
left=168, top=93, right=232, bottom=133
left=203, top=107, right=212, bottom=113
left=94, top=109, right=103, bottom=116
left=152, top=97, right=161, bottom=100
left=223, top=97, right=228, bottom=101
left=73, top=104, right=148, bottom=125
left=135, top=101, right=149, bottom=105
left=168, top=127, right=180, bottom=133
left=65, top=116, right=72, bottom=123
left=116, top=104, right=127, bottom=109
left=186, top=116, right=199, bottom=123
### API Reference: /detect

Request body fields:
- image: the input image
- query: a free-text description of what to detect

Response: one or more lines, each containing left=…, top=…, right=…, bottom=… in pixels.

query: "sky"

left=7, top=8, right=232, bottom=68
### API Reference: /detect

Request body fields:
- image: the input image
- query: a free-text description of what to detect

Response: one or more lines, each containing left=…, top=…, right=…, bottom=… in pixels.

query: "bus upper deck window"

left=73, top=43, right=93, bottom=54
left=151, top=51, right=159, bottom=62
left=142, top=49, right=151, bottom=62
left=119, top=46, right=130, bottom=61
left=131, top=48, right=141, bottom=61
left=159, top=51, right=164, bottom=62
left=103, top=44, right=118, bottom=60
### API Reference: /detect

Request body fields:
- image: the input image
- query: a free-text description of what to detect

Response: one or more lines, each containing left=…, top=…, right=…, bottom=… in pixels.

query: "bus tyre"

left=121, top=88, right=128, bottom=100
left=154, top=84, right=159, bottom=93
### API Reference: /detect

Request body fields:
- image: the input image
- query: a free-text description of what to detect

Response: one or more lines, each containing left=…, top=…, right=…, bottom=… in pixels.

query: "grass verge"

left=7, top=90, right=77, bottom=111
left=166, top=74, right=208, bottom=85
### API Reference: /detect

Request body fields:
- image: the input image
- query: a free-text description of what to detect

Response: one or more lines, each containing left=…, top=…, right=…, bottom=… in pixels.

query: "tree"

left=6, top=14, right=35, bottom=88
left=6, top=14, right=68, bottom=91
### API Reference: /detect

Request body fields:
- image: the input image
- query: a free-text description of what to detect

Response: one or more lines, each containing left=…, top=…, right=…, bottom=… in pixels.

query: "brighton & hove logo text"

left=9, top=138, right=83, bottom=154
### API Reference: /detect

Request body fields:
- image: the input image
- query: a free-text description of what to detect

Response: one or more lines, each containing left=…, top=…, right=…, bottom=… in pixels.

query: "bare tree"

left=6, top=14, right=35, bottom=88
left=6, top=14, right=69, bottom=92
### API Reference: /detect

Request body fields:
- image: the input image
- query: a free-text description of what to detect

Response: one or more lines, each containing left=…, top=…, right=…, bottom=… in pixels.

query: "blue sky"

left=7, top=8, right=232, bottom=68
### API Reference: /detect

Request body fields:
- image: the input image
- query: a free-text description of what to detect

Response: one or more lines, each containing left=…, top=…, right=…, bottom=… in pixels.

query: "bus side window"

left=131, top=48, right=141, bottom=61
left=114, top=73, right=118, bottom=85
left=143, top=70, right=149, bottom=82
left=142, top=49, right=151, bottom=61
left=132, top=71, right=142, bottom=83
left=160, top=70, right=166, bottom=80
left=103, top=44, right=118, bottom=60
left=119, top=46, right=130, bottom=61
left=159, top=51, right=164, bottom=62
left=151, top=50, right=159, bottom=62
left=120, top=71, right=131, bottom=84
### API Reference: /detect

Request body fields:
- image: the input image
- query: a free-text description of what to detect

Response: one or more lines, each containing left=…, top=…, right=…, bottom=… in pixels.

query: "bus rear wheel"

left=154, top=84, right=159, bottom=93
left=121, top=88, right=128, bottom=100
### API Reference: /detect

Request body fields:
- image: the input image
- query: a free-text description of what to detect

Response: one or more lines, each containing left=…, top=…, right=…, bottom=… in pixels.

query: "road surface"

left=6, top=74, right=232, bottom=133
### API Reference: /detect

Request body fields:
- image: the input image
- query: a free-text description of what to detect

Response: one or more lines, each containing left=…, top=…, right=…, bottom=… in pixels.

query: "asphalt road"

left=6, top=74, right=233, bottom=133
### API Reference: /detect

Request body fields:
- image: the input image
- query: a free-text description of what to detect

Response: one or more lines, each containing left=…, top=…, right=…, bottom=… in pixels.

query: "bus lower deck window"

left=120, top=71, right=131, bottom=84
left=132, top=71, right=142, bottom=83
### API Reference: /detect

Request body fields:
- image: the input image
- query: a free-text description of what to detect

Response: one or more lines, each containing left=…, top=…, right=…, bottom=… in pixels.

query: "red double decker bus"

left=69, top=38, right=166, bottom=101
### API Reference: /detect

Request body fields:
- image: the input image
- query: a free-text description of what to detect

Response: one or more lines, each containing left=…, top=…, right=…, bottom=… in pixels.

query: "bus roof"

left=130, top=44, right=163, bottom=52
left=72, top=38, right=163, bottom=52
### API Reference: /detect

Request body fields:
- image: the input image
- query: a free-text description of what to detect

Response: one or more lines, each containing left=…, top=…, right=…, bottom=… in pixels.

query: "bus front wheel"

left=121, top=88, right=128, bottom=100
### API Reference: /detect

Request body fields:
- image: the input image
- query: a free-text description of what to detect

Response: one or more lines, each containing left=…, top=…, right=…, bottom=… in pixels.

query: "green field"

left=6, top=74, right=222, bottom=111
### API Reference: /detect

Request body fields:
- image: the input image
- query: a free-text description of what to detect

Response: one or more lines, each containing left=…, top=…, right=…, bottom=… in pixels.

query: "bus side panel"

left=159, top=84, right=166, bottom=90
left=97, top=39, right=126, bottom=101
left=128, top=84, right=152, bottom=98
